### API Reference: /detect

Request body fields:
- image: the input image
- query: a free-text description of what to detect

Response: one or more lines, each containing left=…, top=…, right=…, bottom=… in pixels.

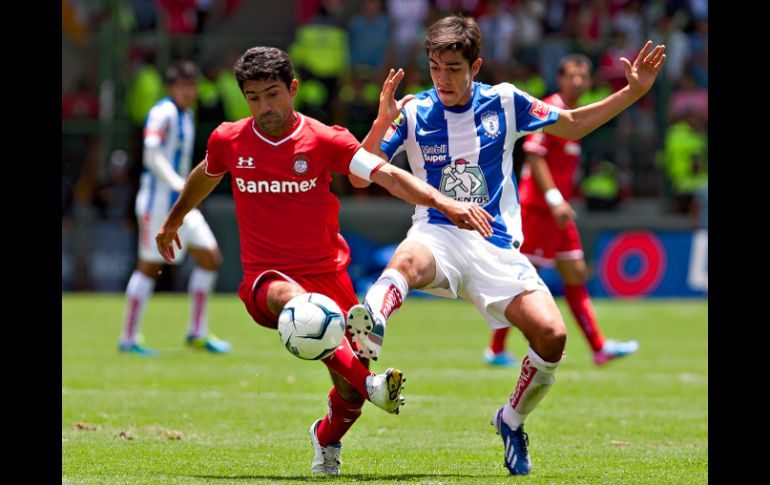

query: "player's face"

left=558, top=62, right=592, bottom=105
left=428, top=50, right=482, bottom=107
left=242, top=78, right=298, bottom=136
left=168, top=79, right=198, bottom=111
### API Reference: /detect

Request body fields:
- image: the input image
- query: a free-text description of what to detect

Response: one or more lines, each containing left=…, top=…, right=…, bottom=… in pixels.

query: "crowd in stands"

left=63, top=0, right=707, bottom=226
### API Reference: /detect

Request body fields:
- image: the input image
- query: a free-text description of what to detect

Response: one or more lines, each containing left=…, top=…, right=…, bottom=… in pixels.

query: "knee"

left=389, top=252, right=413, bottom=274
left=538, top=318, right=567, bottom=356
left=335, top=381, right=366, bottom=404
left=207, top=250, right=223, bottom=270
left=388, top=252, right=418, bottom=283
left=266, top=283, right=305, bottom=315
left=196, top=250, right=222, bottom=271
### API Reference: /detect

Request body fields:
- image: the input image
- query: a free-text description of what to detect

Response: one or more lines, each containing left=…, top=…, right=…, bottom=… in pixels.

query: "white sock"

left=121, top=270, right=155, bottom=345
left=188, top=267, right=217, bottom=338
left=364, top=268, right=408, bottom=325
left=502, top=347, right=561, bottom=429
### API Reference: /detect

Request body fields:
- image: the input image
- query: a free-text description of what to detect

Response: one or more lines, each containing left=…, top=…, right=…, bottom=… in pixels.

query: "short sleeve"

left=512, top=87, right=560, bottom=133
left=522, top=132, right=549, bottom=157
left=143, top=104, right=170, bottom=148
left=329, top=125, right=362, bottom=175
left=381, top=108, right=408, bottom=160
left=204, top=126, right=229, bottom=177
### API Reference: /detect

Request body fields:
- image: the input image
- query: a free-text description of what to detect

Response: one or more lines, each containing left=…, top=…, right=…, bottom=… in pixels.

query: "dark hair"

left=558, top=54, right=593, bottom=76
left=165, top=60, right=199, bottom=84
left=233, top=46, right=294, bottom=91
left=424, top=16, right=482, bottom=65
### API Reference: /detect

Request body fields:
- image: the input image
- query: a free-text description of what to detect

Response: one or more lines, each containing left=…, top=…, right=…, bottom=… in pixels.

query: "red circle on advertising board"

left=599, top=232, right=666, bottom=297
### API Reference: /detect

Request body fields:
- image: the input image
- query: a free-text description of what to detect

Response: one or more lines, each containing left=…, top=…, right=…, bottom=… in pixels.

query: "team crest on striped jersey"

left=293, top=154, right=309, bottom=175
left=481, top=111, right=501, bottom=139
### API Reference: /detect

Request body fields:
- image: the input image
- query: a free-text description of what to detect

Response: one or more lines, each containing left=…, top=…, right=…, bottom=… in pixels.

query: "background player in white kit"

left=118, top=60, right=231, bottom=355
left=346, top=16, right=665, bottom=476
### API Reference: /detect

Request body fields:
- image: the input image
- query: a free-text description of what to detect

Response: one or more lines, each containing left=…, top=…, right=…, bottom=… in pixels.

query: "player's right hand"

left=156, top=225, right=183, bottom=264
left=377, top=68, right=414, bottom=126
left=443, top=201, right=495, bottom=238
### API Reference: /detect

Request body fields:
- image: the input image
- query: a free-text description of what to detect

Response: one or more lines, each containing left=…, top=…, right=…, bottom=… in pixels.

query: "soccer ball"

left=277, top=293, right=345, bottom=360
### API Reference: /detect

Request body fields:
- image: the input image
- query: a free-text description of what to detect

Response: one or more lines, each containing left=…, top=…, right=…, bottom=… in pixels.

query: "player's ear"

left=289, top=79, right=299, bottom=98
left=471, top=58, right=483, bottom=78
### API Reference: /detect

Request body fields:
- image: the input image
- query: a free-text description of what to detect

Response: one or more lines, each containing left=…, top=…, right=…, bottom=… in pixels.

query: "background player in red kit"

left=484, top=54, right=639, bottom=367
left=155, top=46, right=494, bottom=476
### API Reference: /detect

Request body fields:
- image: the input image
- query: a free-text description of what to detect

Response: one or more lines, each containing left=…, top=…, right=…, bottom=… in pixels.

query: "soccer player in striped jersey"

left=484, top=54, right=639, bottom=368
left=155, top=46, right=493, bottom=476
left=119, top=60, right=230, bottom=356
left=346, top=15, right=665, bottom=475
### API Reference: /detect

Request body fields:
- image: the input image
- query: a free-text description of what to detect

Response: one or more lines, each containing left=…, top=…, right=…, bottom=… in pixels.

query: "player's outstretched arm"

left=350, top=68, right=415, bottom=189
left=545, top=41, right=666, bottom=140
left=156, top=161, right=223, bottom=263
left=371, top=162, right=494, bottom=238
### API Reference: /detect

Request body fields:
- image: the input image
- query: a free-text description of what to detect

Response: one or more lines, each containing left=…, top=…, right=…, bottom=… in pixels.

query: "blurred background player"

left=484, top=54, right=639, bottom=368
left=118, top=60, right=230, bottom=355
left=346, top=16, right=665, bottom=475
left=155, top=46, right=492, bottom=476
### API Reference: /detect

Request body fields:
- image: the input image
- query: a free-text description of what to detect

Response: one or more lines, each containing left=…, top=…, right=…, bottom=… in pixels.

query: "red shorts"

left=237, top=269, right=359, bottom=329
left=520, top=206, right=584, bottom=268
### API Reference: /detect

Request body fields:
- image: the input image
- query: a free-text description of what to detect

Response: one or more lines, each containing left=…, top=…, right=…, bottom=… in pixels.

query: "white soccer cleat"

left=346, top=303, right=385, bottom=360
left=366, top=368, right=406, bottom=414
left=309, top=419, right=342, bottom=475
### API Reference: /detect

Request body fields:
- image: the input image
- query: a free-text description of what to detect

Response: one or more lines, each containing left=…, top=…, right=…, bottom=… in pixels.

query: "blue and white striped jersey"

left=135, top=97, right=196, bottom=215
left=381, top=82, right=560, bottom=249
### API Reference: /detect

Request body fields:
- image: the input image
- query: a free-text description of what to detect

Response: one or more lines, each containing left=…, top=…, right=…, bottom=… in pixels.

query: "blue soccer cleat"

left=186, top=334, right=232, bottom=354
left=484, top=348, right=519, bottom=367
left=593, top=339, right=639, bottom=365
left=346, top=303, right=385, bottom=360
left=491, top=406, right=531, bottom=475
left=118, top=342, right=159, bottom=356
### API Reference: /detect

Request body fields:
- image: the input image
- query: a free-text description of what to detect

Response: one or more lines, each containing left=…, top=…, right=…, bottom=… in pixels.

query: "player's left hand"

left=622, top=40, right=666, bottom=96
left=443, top=201, right=495, bottom=238
left=377, top=68, right=415, bottom=126
left=551, top=201, right=576, bottom=229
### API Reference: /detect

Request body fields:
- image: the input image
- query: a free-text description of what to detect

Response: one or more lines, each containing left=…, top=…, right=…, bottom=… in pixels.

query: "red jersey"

left=205, top=114, right=360, bottom=279
left=518, top=93, right=582, bottom=211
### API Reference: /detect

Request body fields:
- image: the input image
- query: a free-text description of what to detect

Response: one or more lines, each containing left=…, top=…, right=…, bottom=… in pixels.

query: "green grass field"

left=62, top=294, right=707, bottom=484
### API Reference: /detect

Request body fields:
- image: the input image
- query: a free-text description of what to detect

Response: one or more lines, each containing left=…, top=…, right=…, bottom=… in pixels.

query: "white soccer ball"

left=277, top=293, right=345, bottom=360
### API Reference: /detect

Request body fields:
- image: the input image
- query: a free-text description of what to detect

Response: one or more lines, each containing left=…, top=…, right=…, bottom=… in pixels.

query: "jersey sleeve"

left=380, top=108, right=408, bottom=160
left=522, top=132, right=549, bottom=157
left=204, top=126, right=229, bottom=177
left=143, top=104, right=170, bottom=148
left=512, top=87, right=560, bottom=133
left=329, top=125, right=362, bottom=175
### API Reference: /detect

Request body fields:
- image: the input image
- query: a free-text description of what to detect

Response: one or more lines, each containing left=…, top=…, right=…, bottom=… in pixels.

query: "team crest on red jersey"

left=293, top=155, right=309, bottom=176
left=529, top=99, right=551, bottom=120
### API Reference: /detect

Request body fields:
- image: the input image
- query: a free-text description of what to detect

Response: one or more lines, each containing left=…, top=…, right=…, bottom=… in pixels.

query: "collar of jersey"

left=433, top=83, right=478, bottom=113
left=251, top=113, right=305, bottom=146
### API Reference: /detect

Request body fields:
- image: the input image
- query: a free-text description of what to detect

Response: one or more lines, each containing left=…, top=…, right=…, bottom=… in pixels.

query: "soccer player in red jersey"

left=483, top=54, right=639, bottom=367
left=155, top=46, right=494, bottom=476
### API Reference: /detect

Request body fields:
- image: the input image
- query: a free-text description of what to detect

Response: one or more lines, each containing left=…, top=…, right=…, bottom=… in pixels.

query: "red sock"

left=322, top=339, right=372, bottom=398
left=563, top=284, right=605, bottom=352
left=489, top=327, right=510, bottom=353
left=317, top=387, right=365, bottom=446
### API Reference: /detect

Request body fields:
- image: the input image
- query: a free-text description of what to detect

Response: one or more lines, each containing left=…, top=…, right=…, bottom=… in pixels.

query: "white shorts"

left=137, top=208, right=217, bottom=264
left=403, top=220, right=550, bottom=328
